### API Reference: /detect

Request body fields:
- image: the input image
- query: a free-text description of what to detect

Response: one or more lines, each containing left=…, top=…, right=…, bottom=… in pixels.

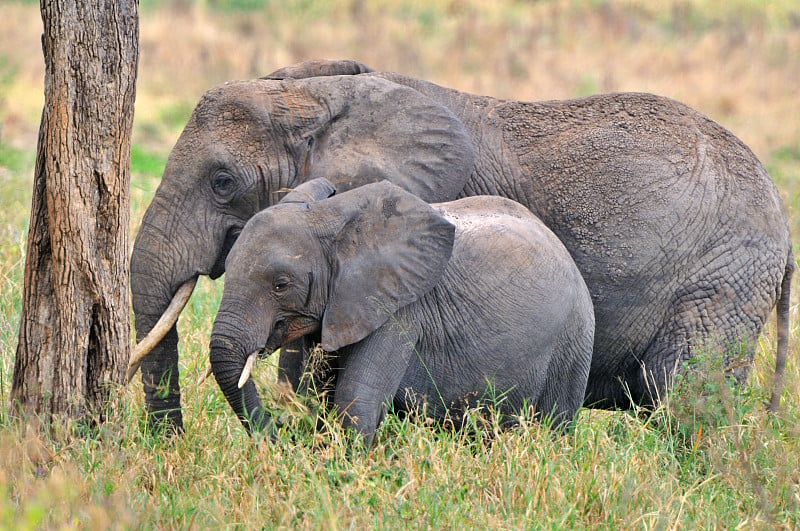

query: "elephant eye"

left=273, top=277, right=291, bottom=293
left=212, top=170, right=236, bottom=197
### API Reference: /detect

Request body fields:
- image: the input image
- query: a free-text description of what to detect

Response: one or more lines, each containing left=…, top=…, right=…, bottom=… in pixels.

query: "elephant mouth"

left=288, top=319, right=324, bottom=347
left=210, top=225, right=243, bottom=279
left=235, top=318, right=322, bottom=389
left=237, top=328, right=282, bottom=389
left=265, top=320, right=290, bottom=352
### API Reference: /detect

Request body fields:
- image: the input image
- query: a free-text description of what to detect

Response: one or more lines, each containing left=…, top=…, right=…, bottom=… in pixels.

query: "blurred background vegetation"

left=3, top=0, right=800, bottom=234
left=1, top=0, right=799, bottom=527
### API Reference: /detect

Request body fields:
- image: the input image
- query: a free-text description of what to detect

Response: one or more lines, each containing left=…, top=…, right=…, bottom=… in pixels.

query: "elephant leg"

left=625, top=332, right=690, bottom=408
left=591, top=238, right=785, bottom=410
left=636, top=326, right=761, bottom=405
left=139, top=324, right=184, bottom=432
left=633, top=274, right=778, bottom=407
left=537, top=328, right=593, bottom=429
left=333, top=321, right=417, bottom=446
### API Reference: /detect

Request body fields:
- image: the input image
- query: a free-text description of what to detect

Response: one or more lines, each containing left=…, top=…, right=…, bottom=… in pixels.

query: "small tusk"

left=198, top=364, right=213, bottom=385
left=238, top=351, right=259, bottom=389
left=126, top=278, right=197, bottom=384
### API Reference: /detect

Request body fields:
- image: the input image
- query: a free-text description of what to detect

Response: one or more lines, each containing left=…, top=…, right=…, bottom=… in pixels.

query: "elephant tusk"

left=198, top=364, right=213, bottom=386
left=126, top=278, right=198, bottom=384
left=238, top=351, right=259, bottom=389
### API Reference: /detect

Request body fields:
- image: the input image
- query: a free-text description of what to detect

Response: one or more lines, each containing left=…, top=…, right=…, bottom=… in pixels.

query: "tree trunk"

left=11, top=0, right=138, bottom=423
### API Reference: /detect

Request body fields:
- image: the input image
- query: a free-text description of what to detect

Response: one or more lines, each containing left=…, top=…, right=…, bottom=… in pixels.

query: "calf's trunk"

left=209, top=334, right=271, bottom=434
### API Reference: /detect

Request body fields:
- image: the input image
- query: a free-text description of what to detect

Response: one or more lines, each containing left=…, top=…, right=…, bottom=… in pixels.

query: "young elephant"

left=209, top=179, right=594, bottom=444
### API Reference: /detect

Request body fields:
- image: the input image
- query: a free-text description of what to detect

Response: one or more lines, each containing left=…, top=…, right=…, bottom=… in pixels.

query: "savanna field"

left=1, top=0, right=800, bottom=527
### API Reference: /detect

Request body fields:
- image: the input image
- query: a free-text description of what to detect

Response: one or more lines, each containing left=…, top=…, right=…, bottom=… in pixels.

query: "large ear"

left=263, top=59, right=373, bottom=80
left=285, top=75, right=475, bottom=203
left=278, top=177, right=336, bottom=204
left=318, top=181, right=456, bottom=351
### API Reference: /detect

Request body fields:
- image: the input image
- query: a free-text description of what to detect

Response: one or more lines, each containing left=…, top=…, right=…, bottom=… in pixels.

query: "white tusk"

left=198, top=364, right=213, bottom=385
left=126, top=278, right=197, bottom=384
left=238, top=351, right=259, bottom=389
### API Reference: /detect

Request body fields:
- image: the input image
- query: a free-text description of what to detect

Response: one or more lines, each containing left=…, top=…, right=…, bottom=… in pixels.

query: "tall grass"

left=1, top=0, right=799, bottom=527
left=0, top=335, right=798, bottom=527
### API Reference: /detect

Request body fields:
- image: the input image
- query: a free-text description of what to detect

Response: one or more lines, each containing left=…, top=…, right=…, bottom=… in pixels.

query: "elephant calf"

left=209, top=178, right=594, bottom=445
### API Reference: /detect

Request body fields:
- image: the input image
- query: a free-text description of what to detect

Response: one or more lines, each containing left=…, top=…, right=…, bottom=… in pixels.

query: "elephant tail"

left=768, top=247, right=795, bottom=412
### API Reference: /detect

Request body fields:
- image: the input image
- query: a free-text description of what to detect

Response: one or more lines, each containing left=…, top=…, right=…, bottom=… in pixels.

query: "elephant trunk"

left=134, top=313, right=183, bottom=431
left=127, top=278, right=196, bottom=383
left=130, top=267, right=185, bottom=432
left=210, top=309, right=272, bottom=434
left=130, top=197, right=199, bottom=433
left=209, top=338, right=271, bottom=434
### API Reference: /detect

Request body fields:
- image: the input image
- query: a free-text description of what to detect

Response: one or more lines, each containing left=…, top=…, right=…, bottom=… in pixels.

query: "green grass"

left=0, top=143, right=32, bottom=425
left=0, top=143, right=33, bottom=175
left=2, top=0, right=800, bottom=528
left=768, top=144, right=800, bottom=239
left=0, top=333, right=798, bottom=527
left=130, top=145, right=167, bottom=178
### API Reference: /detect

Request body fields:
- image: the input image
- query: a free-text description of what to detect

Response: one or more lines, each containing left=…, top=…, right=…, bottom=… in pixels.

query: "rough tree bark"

left=11, top=0, right=138, bottom=423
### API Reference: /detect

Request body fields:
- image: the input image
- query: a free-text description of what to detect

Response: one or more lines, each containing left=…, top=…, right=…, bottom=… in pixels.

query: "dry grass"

left=3, top=1, right=800, bottom=156
left=1, top=0, right=800, bottom=527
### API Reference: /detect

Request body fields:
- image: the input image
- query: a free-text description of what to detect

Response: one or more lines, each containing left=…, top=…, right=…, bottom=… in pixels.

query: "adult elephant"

left=129, top=59, right=793, bottom=432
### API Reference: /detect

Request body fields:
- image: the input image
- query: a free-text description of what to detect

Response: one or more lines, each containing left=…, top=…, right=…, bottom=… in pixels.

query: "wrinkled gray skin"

left=210, top=179, right=595, bottom=444
left=131, top=59, right=793, bottom=432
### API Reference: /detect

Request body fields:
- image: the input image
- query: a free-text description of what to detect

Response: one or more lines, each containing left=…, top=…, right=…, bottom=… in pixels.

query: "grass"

left=1, top=0, right=800, bottom=527
left=0, top=346, right=798, bottom=528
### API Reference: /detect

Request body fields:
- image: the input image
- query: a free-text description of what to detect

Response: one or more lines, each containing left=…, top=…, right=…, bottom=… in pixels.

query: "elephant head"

left=129, top=73, right=474, bottom=430
left=209, top=179, right=454, bottom=434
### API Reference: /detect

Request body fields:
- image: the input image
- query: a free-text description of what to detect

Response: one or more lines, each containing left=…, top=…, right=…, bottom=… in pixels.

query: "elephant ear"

left=263, top=59, right=374, bottom=80
left=292, top=75, right=475, bottom=203
left=278, top=177, right=336, bottom=204
left=319, top=181, right=455, bottom=351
